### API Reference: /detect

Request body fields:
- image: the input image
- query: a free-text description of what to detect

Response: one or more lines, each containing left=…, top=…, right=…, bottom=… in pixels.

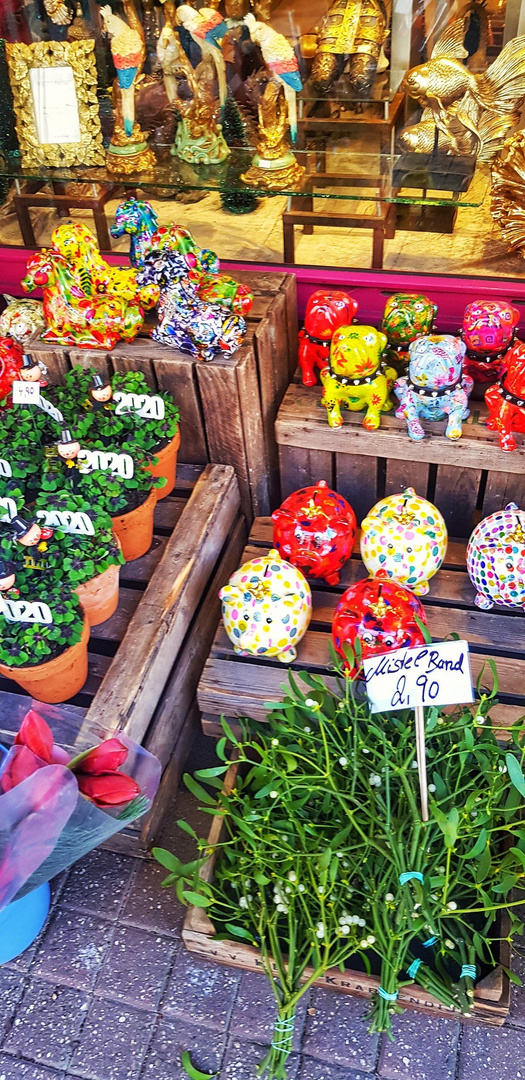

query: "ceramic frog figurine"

left=320, top=324, right=395, bottom=430
left=219, top=549, right=312, bottom=662
left=360, top=487, right=448, bottom=596
left=394, top=334, right=471, bottom=441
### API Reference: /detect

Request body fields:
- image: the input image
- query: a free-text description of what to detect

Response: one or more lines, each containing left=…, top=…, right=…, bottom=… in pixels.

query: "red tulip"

left=76, top=771, right=140, bottom=807
left=14, top=709, right=53, bottom=763
left=0, top=745, right=43, bottom=792
left=73, top=738, right=128, bottom=776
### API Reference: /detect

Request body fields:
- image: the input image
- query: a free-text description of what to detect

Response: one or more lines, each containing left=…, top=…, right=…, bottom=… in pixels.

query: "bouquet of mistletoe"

left=156, top=661, right=525, bottom=1079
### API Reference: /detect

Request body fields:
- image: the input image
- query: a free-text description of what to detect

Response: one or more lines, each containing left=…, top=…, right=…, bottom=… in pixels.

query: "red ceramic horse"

left=485, top=340, right=525, bottom=451
left=298, top=290, right=359, bottom=386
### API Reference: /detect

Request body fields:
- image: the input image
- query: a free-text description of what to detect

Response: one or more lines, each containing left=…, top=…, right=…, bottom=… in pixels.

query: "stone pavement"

left=1, top=733, right=525, bottom=1080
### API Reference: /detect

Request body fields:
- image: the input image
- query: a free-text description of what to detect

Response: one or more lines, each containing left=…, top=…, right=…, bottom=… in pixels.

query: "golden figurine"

left=172, top=58, right=230, bottom=164
left=400, top=18, right=525, bottom=163
left=43, top=0, right=72, bottom=26
left=310, top=0, right=389, bottom=95
left=241, top=81, right=305, bottom=191
left=491, top=130, right=525, bottom=258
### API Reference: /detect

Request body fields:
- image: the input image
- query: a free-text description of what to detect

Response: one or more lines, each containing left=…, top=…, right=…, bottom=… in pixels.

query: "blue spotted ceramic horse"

left=110, top=199, right=159, bottom=269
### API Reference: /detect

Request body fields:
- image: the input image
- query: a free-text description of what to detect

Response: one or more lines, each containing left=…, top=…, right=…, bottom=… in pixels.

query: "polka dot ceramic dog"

left=394, top=334, right=472, bottom=441
left=360, top=488, right=447, bottom=595
left=467, top=502, right=525, bottom=610
left=219, top=549, right=312, bottom=662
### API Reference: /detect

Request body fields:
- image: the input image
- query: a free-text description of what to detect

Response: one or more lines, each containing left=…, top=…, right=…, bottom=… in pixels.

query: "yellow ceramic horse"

left=51, top=222, right=159, bottom=311
left=320, top=325, right=396, bottom=430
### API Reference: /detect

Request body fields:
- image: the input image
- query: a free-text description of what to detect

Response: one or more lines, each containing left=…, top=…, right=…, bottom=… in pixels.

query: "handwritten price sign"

left=363, top=640, right=474, bottom=714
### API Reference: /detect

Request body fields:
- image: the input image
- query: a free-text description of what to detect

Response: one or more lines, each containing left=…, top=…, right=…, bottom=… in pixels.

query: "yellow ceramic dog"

left=320, top=324, right=396, bottom=429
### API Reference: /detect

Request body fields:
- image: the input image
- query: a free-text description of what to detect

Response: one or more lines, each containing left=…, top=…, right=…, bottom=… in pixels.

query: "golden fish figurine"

left=491, top=130, right=525, bottom=258
left=400, top=19, right=525, bottom=163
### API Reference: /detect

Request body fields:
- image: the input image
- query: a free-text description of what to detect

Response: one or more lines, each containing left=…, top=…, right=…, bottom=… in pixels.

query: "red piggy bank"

left=298, top=290, right=358, bottom=387
left=272, top=479, right=357, bottom=586
left=332, top=575, right=427, bottom=676
left=485, top=339, right=525, bottom=451
left=0, top=337, right=23, bottom=407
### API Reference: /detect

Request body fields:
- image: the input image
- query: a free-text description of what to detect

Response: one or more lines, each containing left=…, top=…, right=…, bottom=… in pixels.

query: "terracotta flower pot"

left=0, top=618, right=89, bottom=703
left=75, top=560, right=121, bottom=628
left=111, top=489, right=156, bottom=562
left=147, top=428, right=180, bottom=500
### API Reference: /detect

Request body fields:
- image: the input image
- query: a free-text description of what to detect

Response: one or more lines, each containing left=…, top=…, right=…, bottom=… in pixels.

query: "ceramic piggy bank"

left=298, top=290, right=359, bottom=387
left=320, top=325, right=396, bottom=430
left=467, top=502, right=525, bottom=610
left=272, top=480, right=357, bottom=586
left=332, top=575, right=427, bottom=675
left=360, top=488, right=447, bottom=595
left=395, top=334, right=471, bottom=441
left=219, top=549, right=312, bottom=662
left=381, top=293, right=437, bottom=373
left=462, top=300, right=519, bottom=385
left=485, top=340, right=525, bottom=451
left=0, top=297, right=45, bottom=344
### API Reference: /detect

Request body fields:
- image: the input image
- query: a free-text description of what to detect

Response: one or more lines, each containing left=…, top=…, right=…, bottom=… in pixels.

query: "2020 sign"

left=0, top=597, right=53, bottom=624
left=77, top=448, right=134, bottom=479
left=36, top=509, right=95, bottom=536
left=113, top=391, right=165, bottom=421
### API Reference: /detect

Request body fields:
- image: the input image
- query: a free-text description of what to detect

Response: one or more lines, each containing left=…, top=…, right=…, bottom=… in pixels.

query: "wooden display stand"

left=13, top=180, right=115, bottom=252
left=0, top=464, right=246, bottom=853
left=28, top=269, right=297, bottom=521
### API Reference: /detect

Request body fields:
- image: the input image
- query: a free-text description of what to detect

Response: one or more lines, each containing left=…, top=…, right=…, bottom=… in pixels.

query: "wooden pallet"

left=182, top=763, right=510, bottom=1025
left=275, top=380, right=525, bottom=537
left=197, top=517, right=525, bottom=737
left=0, top=463, right=246, bottom=853
left=28, top=270, right=297, bottom=521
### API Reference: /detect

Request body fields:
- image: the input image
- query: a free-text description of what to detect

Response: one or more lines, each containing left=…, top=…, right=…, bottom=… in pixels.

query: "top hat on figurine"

left=90, top=373, right=113, bottom=404
left=9, top=515, right=42, bottom=546
left=57, top=429, right=81, bottom=460
left=20, top=354, right=42, bottom=382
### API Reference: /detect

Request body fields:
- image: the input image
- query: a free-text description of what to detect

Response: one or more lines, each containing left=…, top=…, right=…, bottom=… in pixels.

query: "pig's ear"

left=219, top=584, right=241, bottom=604
left=272, top=508, right=294, bottom=525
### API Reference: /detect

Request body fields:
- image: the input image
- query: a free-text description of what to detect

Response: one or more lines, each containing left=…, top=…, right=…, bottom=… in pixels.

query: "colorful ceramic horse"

left=144, top=224, right=220, bottom=275
left=22, top=250, right=144, bottom=350
left=138, top=247, right=253, bottom=316
left=110, top=199, right=159, bottom=269
left=50, top=222, right=159, bottom=311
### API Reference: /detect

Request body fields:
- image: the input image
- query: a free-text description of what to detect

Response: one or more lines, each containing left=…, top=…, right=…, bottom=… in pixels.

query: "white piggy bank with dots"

left=219, top=549, right=312, bottom=663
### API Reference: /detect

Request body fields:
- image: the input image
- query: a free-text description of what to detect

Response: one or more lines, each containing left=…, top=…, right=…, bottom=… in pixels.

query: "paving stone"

left=32, top=910, right=114, bottom=991
left=509, top=935, right=525, bottom=1026
left=302, top=990, right=379, bottom=1072
left=221, top=1038, right=299, bottom=1079
left=229, top=971, right=308, bottom=1050
left=59, top=852, right=133, bottom=921
left=120, top=860, right=186, bottom=937
left=3, top=981, right=89, bottom=1070
left=298, top=1060, right=373, bottom=1080
left=0, top=968, right=26, bottom=1039
left=458, top=1024, right=525, bottom=1079
left=67, top=998, right=155, bottom=1080
left=0, top=1053, right=65, bottom=1079
left=95, top=925, right=175, bottom=1009
left=141, top=1017, right=226, bottom=1080
left=162, top=952, right=240, bottom=1031
left=377, top=1012, right=460, bottom=1080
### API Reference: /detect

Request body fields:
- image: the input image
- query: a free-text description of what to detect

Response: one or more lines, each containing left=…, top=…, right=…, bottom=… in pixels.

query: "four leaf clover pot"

left=111, top=489, right=157, bottom=562
left=0, top=618, right=90, bottom=703
left=146, top=428, right=180, bottom=500
left=74, top=540, right=123, bottom=627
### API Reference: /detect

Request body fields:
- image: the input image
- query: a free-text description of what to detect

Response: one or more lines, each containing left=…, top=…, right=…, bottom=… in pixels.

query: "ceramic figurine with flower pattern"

left=485, top=340, right=525, bottom=451
left=381, top=293, right=437, bottom=374
left=332, top=575, right=428, bottom=676
left=272, top=480, right=357, bottom=585
left=462, top=300, right=520, bottom=385
left=320, top=325, right=396, bottom=430
left=394, top=334, right=472, bottom=441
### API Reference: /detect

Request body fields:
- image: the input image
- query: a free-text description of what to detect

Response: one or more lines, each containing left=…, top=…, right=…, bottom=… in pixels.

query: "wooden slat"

left=110, top=339, right=158, bottom=388
left=385, top=459, right=430, bottom=499
left=433, top=464, right=482, bottom=538
left=335, top=452, right=378, bottom=524
left=68, top=348, right=112, bottom=381
left=153, top=354, right=208, bottom=466
left=482, top=471, right=525, bottom=517
left=278, top=445, right=332, bottom=499
left=197, top=350, right=253, bottom=520
left=236, top=347, right=271, bottom=517
left=28, top=340, right=70, bottom=383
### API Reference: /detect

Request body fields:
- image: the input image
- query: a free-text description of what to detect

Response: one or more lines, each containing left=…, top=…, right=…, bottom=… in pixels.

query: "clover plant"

left=0, top=579, right=85, bottom=668
left=32, top=489, right=124, bottom=587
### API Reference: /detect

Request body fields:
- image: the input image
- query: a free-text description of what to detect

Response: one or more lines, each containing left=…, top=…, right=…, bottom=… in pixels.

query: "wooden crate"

left=197, top=517, right=525, bottom=736
left=275, top=381, right=525, bottom=537
left=0, top=463, right=246, bottom=853
left=28, top=270, right=297, bottom=521
left=182, top=764, right=510, bottom=1025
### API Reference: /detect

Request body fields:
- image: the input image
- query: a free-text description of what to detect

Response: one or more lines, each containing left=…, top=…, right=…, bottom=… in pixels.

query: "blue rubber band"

left=460, top=965, right=477, bottom=980
left=399, top=871, right=424, bottom=886
left=407, top=958, right=423, bottom=979
left=271, top=1015, right=296, bottom=1052
left=378, top=987, right=399, bottom=1001
left=422, top=936, right=438, bottom=948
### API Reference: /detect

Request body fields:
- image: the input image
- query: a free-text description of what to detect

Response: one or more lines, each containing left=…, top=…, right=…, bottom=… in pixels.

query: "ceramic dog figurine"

left=272, top=479, right=357, bottom=585
left=485, top=340, right=525, bottom=451
left=298, top=290, right=358, bottom=387
left=467, top=502, right=525, bottom=609
left=462, top=299, right=520, bottom=385
left=219, top=548, right=312, bottom=662
left=395, top=334, right=471, bottom=441
left=381, top=292, right=437, bottom=374
left=320, top=325, right=395, bottom=430
left=360, top=487, right=448, bottom=595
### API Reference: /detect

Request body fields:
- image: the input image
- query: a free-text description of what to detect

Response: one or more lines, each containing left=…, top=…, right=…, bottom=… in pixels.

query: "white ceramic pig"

left=467, top=502, right=525, bottom=610
left=219, top=549, right=312, bottom=662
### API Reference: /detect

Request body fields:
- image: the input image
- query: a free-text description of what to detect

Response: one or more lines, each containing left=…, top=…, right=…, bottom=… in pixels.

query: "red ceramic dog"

left=272, top=479, right=357, bottom=586
left=462, top=299, right=520, bottom=385
left=485, top=340, right=525, bottom=451
left=298, top=290, right=358, bottom=386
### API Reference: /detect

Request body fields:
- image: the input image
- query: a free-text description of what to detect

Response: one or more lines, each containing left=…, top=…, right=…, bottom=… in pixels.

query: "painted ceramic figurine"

left=320, top=325, right=395, bottom=430
left=219, top=548, right=312, bottom=662
left=177, top=4, right=228, bottom=107
left=144, top=223, right=220, bottom=275
left=310, top=0, right=389, bottom=96
left=381, top=293, right=437, bottom=374
left=0, top=338, right=23, bottom=406
left=272, top=480, right=357, bottom=586
left=100, top=5, right=157, bottom=173
left=241, top=82, right=305, bottom=191
left=139, top=243, right=253, bottom=315
left=332, top=575, right=428, bottom=676
left=467, top=503, right=525, bottom=610
left=485, top=340, right=525, bottom=451
left=0, top=558, right=16, bottom=592
left=244, top=13, right=302, bottom=141
left=298, top=290, right=358, bottom=387
left=171, top=57, right=231, bottom=165
left=50, top=222, right=159, bottom=313
left=110, top=199, right=159, bottom=269
left=154, top=288, right=246, bottom=360
left=461, top=300, right=520, bottom=384
left=394, top=334, right=472, bottom=441
left=360, top=488, right=448, bottom=596
left=0, top=297, right=45, bottom=344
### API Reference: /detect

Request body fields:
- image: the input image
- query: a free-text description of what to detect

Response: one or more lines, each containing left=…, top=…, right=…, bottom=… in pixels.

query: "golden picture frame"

left=6, top=39, right=105, bottom=168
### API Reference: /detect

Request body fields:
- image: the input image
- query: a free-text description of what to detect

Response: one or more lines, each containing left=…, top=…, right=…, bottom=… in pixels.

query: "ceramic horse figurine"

left=22, top=250, right=144, bottom=350
left=50, top=222, right=159, bottom=312
left=110, top=199, right=159, bottom=269
left=143, top=223, right=220, bottom=275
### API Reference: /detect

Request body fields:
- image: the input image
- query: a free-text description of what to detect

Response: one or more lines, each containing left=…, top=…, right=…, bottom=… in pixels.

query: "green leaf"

left=432, top=805, right=459, bottom=848
left=506, top=753, right=525, bottom=797
left=216, top=737, right=227, bottom=762
left=220, top=717, right=239, bottom=746
left=195, top=765, right=229, bottom=779
left=225, top=923, right=256, bottom=943
left=177, top=820, right=199, bottom=841
left=152, top=848, right=181, bottom=873
left=493, top=873, right=519, bottom=894
left=181, top=1050, right=218, bottom=1080
left=184, top=774, right=218, bottom=806
left=502, top=966, right=523, bottom=987
left=182, top=890, right=212, bottom=908
left=461, top=828, right=487, bottom=859
left=475, top=845, right=492, bottom=884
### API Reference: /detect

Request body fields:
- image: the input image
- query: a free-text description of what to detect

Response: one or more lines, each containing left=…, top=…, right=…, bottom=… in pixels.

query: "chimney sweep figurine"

left=9, top=515, right=51, bottom=549
left=0, top=558, right=16, bottom=592
left=56, top=429, right=81, bottom=463
left=19, top=354, right=45, bottom=385
left=90, top=374, right=113, bottom=410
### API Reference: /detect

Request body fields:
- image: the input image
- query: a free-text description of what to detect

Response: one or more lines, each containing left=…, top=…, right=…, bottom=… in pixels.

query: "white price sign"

left=363, top=640, right=474, bottom=714
left=12, top=381, right=40, bottom=405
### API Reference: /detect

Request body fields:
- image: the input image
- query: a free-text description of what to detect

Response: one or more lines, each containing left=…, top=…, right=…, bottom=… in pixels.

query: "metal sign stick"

left=415, top=704, right=429, bottom=822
